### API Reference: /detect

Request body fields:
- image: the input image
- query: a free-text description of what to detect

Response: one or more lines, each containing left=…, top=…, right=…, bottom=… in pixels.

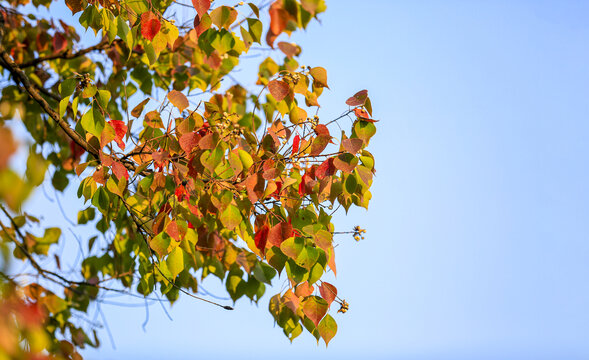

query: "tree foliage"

left=0, top=0, right=377, bottom=357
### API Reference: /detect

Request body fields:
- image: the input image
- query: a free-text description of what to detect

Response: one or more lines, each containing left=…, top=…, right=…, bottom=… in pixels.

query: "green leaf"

left=150, top=232, right=172, bottom=258
left=91, top=186, right=109, bottom=214
left=353, top=120, right=376, bottom=143
left=317, top=314, right=337, bottom=346
left=96, top=90, right=111, bottom=109
left=59, top=78, right=77, bottom=98
left=220, top=204, right=241, bottom=231
left=25, top=152, right=48, bottom=186
left=59, top=98, right=69, bottom=118
left=253, top=262, right=276, bottom=285
left=38, top=228, right=61, bottom=244
left=280, top=237, right=304, bottom=260
left=77, top=207, right=96, bottom=225
left=81, top=105, right=105, bottom=138
left=166, top=247, right=184, bottom=278
left=247, top=18, right=263, bottom=43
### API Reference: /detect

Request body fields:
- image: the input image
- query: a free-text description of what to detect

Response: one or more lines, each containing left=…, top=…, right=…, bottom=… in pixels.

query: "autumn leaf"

left=111, top=161, right=129, bottom=181
left=354, top=108, right=378, bottom=122
left=254, top=224, right=269, bottom=253
left=301, top=296, right=328, bottom=327
left=345, top=89, right=368, bottom=106
left=65, top=0, right=83, bottom=14
left=310, top=135, right=331, bottom=156
left=192, top=0, right=211, bottom=17
left=53, top=33, right=67, bottom=53
left=310, top=67, right=329, bottom=88
left=267, top=2, right=289, bottom=47
left=131, top=98, right=150, bottom=118
left=179, top=132, right=199, bottom=153
left=319, top=282, right=337, bottom=307
left=278, top=42, right=300, bottom=58
left=167, top=90, right=189, bottom=112
left=267, top=222, right=293, bottom=247
left=268, top=79, right=289, bottom=102
left=108, top=120, right=127, bottom=150
left=318, top=314, right=337, bottom=346
left=342, top=138, right=364, bottom=154
left=141, top=12, right=161, bottom=41
left=0, top=127, right=17, bottom=170
left=316, top=158, right=336, bottom=179
left=292, top=134, right=300, bottom=154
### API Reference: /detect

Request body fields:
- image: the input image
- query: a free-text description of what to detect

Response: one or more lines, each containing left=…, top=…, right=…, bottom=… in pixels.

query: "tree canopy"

left=0, top=0, right=377, bottom=358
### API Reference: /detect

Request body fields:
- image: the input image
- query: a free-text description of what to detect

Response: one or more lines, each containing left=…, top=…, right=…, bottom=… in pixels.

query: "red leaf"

left=268, top=79, right=289, bottom=102
left=292, top=134, right=300, bottom=154
left=111, top=161, right=129, bottom=181
left=267, top=221, right=293, bottom=247
left=179, top=132, right=199, bottom=153
left=345, top=89, right=368, bottom=106
left=108, top=120, right=127, bottom=150
left=192, top=0, right=211, bottom=17
left=53, top=33, right=67, bottom=53
left=316, top=158, right=336, bottom=179
left=319, top=282, right=337, bottom=307
left=69, top=140, right=85, bottom=161
left=314, top=124, right=330, bottom=137
left=271, top=181, right=282, bottom=200
left=298, top=173, right=315, bottom=196
left=175, top=185, right=188, bottom=202
left=354, top=108, right=378, bottom=122
left=254, top=224, right=269, bottom=253
left=342, top=138, right=363, bottom=154
left=141, top=12, right=161, bottom=41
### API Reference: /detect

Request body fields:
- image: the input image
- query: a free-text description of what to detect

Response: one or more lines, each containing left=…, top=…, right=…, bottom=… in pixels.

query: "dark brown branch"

left=0, top=44, right=99, bottom=157
left=19, top=39, right=120, bottom=69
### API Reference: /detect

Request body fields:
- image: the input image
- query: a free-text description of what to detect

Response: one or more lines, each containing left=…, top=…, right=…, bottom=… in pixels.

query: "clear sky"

left=14, top=0, right=589, bottom=359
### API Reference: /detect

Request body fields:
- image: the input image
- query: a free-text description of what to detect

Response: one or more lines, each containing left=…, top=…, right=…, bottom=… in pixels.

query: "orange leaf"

left=141, top=12, right=161, bottom=41
left=192, top=0, right=211, bottom=17
left=295, top=282, right=314, bottom=298
left=301, top=296, right=328, bottom=327
left=268, top=79, right=289, bottom=102
left=166, top=221, right=181, bottom=242
left=167, top=90, right=189, bottom=112
left=319, top=282, right=337, bottom=307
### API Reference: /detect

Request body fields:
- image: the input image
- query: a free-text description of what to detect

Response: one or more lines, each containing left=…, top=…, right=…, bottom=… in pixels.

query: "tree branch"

left=0, top=43, right=99, bottom=157
left=18, top=39, right=120, bottom=69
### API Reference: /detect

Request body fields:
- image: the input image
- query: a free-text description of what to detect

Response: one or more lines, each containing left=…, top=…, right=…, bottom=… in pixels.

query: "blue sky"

left=12, top=0, right=589, bottom=359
